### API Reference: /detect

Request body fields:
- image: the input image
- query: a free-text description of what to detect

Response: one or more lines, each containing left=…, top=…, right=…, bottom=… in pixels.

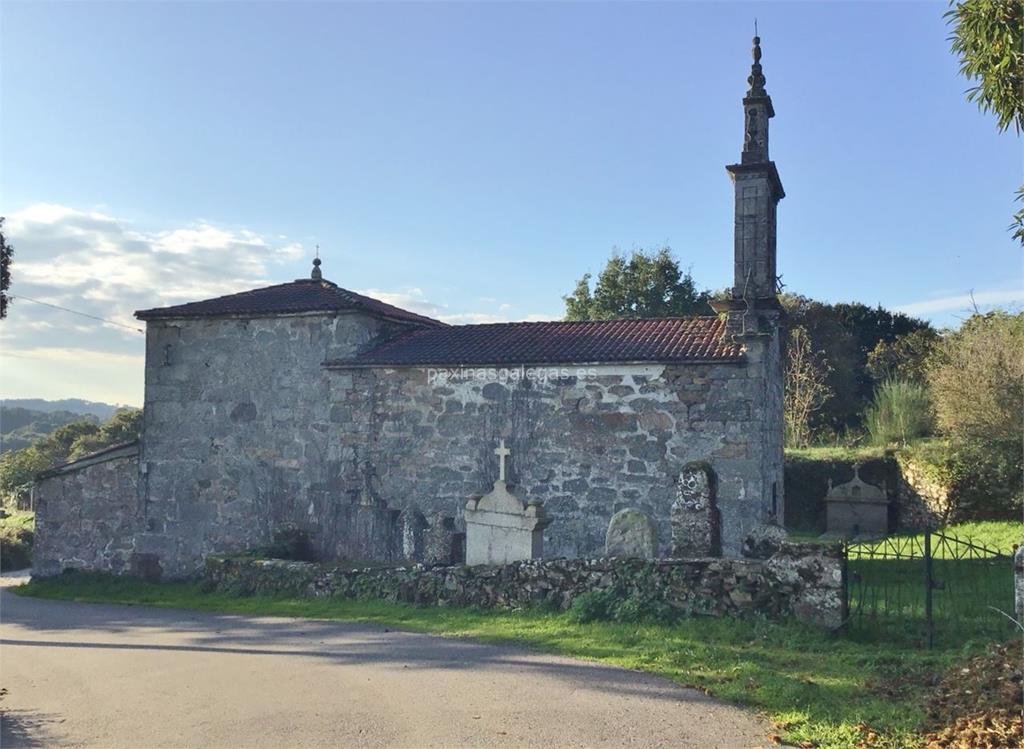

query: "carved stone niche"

left=671, top=461, right=721, bottom=558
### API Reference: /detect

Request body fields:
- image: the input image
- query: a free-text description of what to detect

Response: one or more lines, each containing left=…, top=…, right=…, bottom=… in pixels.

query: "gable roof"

left=325, top=316, right=742, bottom=367
left=134, top=279, right=446, bottom=327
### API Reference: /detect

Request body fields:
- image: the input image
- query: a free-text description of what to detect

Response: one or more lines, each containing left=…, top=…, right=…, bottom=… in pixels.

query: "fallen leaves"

left=922, top=640, right=1023, bottom=748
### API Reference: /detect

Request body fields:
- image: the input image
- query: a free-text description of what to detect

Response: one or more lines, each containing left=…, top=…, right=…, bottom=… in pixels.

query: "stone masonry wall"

left=139, top=311, right=410, bottom=577
left=33, top=448, right=140, bottom=576
left=894, top=453, right=953, bottom=530
left=121, top=312, right=783, bottom=578
left=329, top=336, right=782, bottom=562
left=203, top=542, right=844, bottom=630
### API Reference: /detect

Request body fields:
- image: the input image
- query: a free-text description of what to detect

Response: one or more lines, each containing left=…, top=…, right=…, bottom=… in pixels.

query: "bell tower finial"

left=311, top=245, right=323, bottom=281
left=719, top=32, right=786, bottom=330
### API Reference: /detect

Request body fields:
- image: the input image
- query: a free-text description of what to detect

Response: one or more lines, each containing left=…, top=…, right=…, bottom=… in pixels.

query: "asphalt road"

left=0, top=572, right=771, bottom=748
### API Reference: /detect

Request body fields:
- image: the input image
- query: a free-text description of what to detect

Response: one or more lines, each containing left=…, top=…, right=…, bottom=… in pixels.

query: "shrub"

left=567, top=589, right=680, bottom=625
left=567, top=589, right=619, bottom=623
left=0, top=523, right=33, bottom=571
left=864, top=379, right=932, bottom=447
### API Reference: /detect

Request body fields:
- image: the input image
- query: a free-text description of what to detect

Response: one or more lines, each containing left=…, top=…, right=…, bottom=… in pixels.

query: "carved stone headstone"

left=398, top=507, right=429, bottom=562
left=464, top=440, right=552, bottom=566
left=671, top=462, right=721, bottom=557
left=605, top=507, right=657, bottom=558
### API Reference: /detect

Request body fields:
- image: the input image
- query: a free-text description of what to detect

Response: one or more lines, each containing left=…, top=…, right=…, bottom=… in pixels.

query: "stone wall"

left=58, top=310, right=783, bottom=578
left=204, top=542, right=843, bottom=629
left=33, top=444, right=141, bottom=576
left=138, top=311, right=410, bottom=577
left=894, top=453, right=953, bottom=530
left=328, top=337, right=782, bottom=562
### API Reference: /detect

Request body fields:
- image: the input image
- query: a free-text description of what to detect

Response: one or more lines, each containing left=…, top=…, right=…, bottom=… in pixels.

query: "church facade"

left=34, top=38, right=786, bottom=579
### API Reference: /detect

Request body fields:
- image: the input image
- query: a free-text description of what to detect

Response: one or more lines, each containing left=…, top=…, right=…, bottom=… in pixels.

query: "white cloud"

left=355, top=287, right=557, bottom=325
left=895, top=288, right=1024, bottom=317
left=0, top=202, right=559, bottom=404
left=1, top=203, right=307, bottom=404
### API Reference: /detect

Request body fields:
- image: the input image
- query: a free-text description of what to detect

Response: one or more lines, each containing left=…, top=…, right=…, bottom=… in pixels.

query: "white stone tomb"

left=464, top=440, right=551, bottom=566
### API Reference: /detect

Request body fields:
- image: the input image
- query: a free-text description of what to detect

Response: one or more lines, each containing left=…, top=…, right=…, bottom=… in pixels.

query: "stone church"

left=34, top=38, right=786, bottom=579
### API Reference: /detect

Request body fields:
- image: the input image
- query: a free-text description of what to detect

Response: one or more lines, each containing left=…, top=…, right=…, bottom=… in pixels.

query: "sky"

left=1, top=0, right=1020, bottom=407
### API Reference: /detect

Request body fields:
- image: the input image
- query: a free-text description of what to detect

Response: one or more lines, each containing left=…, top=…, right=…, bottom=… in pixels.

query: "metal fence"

left=843, top=531, right=1016, bottom=647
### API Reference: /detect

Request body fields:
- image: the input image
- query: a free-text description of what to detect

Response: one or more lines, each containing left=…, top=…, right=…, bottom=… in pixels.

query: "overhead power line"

left=10, top=295, right=145, bottom=334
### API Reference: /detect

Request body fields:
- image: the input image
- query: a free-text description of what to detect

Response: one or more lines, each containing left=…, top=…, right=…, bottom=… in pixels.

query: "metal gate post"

left=924, top=531, right=934, bottom=649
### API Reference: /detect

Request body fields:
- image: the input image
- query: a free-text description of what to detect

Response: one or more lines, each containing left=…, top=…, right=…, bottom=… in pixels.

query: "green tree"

left=780, top=295, right=933, bottom=437
left=0, top=447, right=50, bottom=504
left=68, top=408, right=143, bottom=459
left=866, top=328, right=940, bottom=384
left=564, top=247, right=712, bottom=321
left=0, top=217, right=12, bottom=319
left=946, top=0, right=1024, bottom=243
left=928, top=310, right=1024, bottom=444
left=36, top=420, right=101, bottom=465
left=927, top=310, right=1024, bottom=517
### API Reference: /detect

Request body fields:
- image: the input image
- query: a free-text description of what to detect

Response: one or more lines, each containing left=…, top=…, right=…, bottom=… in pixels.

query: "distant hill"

left=2, top=398, right=127, bottom=421
left=0, top=399, right=128, bottom=455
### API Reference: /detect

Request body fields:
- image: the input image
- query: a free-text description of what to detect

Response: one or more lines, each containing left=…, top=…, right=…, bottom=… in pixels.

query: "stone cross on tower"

left=494, top=439, right=511, bottom=483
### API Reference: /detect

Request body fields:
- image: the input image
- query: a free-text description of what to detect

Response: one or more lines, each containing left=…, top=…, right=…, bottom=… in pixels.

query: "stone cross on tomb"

left=494, top=439, right=511, bottom=483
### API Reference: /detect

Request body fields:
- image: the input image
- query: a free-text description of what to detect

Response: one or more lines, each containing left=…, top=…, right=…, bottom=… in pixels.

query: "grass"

left=13, top=573, right=1000, bottom=749
left=785, top=445, right=889, bottom=462
left=931, top=520, right=1022, bottom=555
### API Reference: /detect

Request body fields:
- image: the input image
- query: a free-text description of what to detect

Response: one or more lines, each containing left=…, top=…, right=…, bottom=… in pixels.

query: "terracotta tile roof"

left=135, top=279, right=446, bottom=327
left=326, top=317, right=742, bottom=367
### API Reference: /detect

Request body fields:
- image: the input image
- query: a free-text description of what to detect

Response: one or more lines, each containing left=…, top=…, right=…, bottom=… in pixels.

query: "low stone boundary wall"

left=203, top=542, right=845, bottom=630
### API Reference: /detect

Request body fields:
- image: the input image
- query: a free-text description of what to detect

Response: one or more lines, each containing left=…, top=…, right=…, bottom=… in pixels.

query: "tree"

left=784, top=326, right=833, bottom=448
left=780, top=295, right=933, bottom=436
left=926, top=310, right=1023, bottom=518
left=35, top=420, right=101, bottom=465
left=866, top=328, right=940, bottom=384
left=68, top=408, right=143, bottom=459
left=0, top=217, right=12, bottom=318
left=946, top=1, right=1024, bottom=243
left=927, top=310, right=1024, bottom=444
left=0, top=447, right=50, bottom=504
left=563, top=247, right=712, bottom=321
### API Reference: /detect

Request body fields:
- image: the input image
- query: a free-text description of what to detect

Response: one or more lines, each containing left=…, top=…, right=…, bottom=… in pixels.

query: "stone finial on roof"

left=747, top=34, right=767, bottom=98
left=311, top=253, right=323, bottom=281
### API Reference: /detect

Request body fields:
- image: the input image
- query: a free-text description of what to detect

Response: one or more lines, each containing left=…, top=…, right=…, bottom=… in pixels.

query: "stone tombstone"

left=671, top=462, right=721, bottom=557
left=825, top=465, right=889, bottom=537
left=464, top=440, right=552, bottom=566
left=424, top=514, right=460, bottom=566
left=398, top=507, right=429, bottom=562
left=605, top=508, right=657, bottom=559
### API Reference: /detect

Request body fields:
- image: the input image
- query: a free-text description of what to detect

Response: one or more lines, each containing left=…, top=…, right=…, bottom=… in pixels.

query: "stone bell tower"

left=716, top=34, right=785, bottom=334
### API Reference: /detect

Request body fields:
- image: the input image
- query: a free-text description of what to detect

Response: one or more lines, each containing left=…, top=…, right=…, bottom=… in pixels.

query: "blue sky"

left=1, top=1, right=1020, bottom=406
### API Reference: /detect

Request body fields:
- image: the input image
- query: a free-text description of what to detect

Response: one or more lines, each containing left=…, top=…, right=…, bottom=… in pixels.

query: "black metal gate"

left=843, top=531, right=1015, bottom=647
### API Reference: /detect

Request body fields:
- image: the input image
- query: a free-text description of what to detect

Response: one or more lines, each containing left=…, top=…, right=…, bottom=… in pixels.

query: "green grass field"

left=14, top=572, right=1007, bottom=749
